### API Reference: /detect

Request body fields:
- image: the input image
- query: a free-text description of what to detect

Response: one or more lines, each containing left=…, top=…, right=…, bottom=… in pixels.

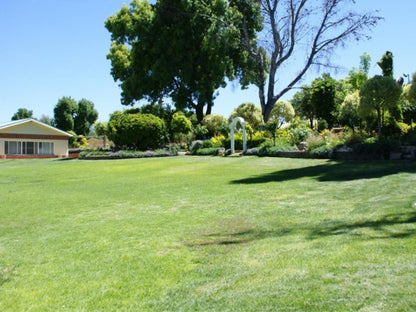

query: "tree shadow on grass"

left=184, top=217, right=293, bottom=247
left=185, top=211, right=416, bottom=247
left=309, top=211, right=416, bottom=240
left=231, top=160, right=416, bottom=184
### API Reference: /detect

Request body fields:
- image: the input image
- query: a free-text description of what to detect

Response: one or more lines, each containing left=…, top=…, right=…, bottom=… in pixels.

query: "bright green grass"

left=1, top=157, right=416, bottom=311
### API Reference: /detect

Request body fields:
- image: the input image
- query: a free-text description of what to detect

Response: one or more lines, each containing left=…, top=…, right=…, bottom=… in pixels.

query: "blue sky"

left=1, top=0, right=415, bottom=123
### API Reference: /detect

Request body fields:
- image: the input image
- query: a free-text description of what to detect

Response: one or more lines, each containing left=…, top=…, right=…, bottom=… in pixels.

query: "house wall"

left=54, top=139, right=69, bottom=156
left=0, top=138, right=69, bottom=158
left=0, top=120, right=72, bottom=159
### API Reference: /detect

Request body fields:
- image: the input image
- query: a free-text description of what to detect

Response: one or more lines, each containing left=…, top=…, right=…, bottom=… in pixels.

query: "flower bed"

left=79, top=149, right=177, bottom=160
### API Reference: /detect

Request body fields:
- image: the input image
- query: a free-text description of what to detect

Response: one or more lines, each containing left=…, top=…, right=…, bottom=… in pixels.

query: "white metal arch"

left=229, top=117, right=247, bottom=154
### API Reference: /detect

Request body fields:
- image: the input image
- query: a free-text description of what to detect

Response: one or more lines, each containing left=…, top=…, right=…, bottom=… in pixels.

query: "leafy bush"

left=201, top=114, right=228, bottom=137
left=107, top=111, right=167, bottom=150
left=317, top=119, right=328, bottom=132
left=352, top=139, right=401, bottom=159
left=190, top=140, right=204, bottom=154
left=306, top=135, right=326, bottom=152
left=308, top=145, right=333, bottom=158
left=244, top=148, right=258, bottom=155
left=68, top=131, right=89, bottom=148
left=193, top=148, right=219, bottom=156
left=193, top=125, right=209, bottom=140
left=289, top=125, right=312, bottom=145
left=222, top=131, right=266, bottom=149
left=383, top=120, right=410, bottom=139
left=258, top=140, right=297, bottom=156
left=190, top=139, right=223, bottom=155
left=305, top=131, right=346, bottom=158
left=343, top=133, right=368, bottom=147
left=202, top=139, right=214, bottom=148
left=210, top=135, right=226, bottom=147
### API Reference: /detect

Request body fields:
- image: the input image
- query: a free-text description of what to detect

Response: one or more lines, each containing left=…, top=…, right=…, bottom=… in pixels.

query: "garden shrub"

left=193, top=148, right=219, bottom=156
left=402, top=125, right=416, bottom=144
left=202, top=139, right=214, bottom=148
left=317, top=119, right=328, bottom=132
left=201, top=114, right=228, bottom=137
left=383, top=120, right=410, bottom=139
left=258, top=140, right=297, bottom=156
left=190, top=140, right=224, bottom=155
left=306, top=135, right=326, bottom=152
left=190, top=140, right=204, bottom=154
left=308, top=145, right=333, bottom=158
left=222, top=131, right=266, bottom=150
left=171, top=112, right=193, bottom=138
left=107, top=111, right=167, bottom=150
left=193, top=124, right=209, bottom=140
left=68, top=131, right=89, bottom=148
left=210, top=135, right=226, bottom=147
left=289, top=124, right=312, bottom=145
left=343, top=132, right=368, bottom=147
left=352, top=139, right=401, bottom=159
left=244, top=148, right=258, bottom=155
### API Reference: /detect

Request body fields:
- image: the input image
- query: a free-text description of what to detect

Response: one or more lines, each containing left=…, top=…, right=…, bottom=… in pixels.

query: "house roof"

left=0, top=118, right=73, bottom=137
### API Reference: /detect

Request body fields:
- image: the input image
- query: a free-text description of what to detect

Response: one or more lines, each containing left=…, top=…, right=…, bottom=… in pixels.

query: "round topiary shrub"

left=107, top=111, right=167, bottom=150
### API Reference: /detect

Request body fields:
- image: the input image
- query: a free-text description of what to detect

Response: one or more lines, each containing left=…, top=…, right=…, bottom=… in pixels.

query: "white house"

left=0, top=119, right=73, bottom=159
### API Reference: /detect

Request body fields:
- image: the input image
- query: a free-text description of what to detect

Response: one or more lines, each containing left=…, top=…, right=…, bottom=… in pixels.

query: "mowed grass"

left=1, top=156, right=416, bottom=311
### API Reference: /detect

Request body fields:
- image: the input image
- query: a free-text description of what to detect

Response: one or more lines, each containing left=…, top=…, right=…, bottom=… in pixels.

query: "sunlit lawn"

left=1, top=156, right=415, bottom=311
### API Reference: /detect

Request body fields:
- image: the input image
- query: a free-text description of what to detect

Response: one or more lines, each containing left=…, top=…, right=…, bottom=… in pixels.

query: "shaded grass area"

left=231, top=160, right=416, bottom=183
left=0, top=157, right=416, bottom=311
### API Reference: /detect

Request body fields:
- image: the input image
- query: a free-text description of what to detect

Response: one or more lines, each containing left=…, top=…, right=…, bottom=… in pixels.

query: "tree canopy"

left=291, top=86, right=314, bottom=129
left=229, top=102, right=263, bottom=130
left=310, top=74, right=337, bottom=128
left=54, top=97, right=98, bottom=135
left=74, top=99, right=99, bottom=136
left=54, top=97, right=78, bottom=132
left=11, top=108, right=33, bottom=120
left=359, top=75, right=402, bottom=137
left=105, top=0, right=262, bottom=122
left=268, top=100, right=295, bottom=129
left=240, top=0, right=381, bottom=122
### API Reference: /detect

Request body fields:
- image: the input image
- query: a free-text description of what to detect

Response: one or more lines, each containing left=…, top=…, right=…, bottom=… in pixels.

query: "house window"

left=38, top=142, right=54, bottom=155
left=4, top=141, right=54, bottom=155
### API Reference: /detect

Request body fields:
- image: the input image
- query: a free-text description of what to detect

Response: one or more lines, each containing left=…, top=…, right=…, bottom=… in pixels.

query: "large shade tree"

left=54, top=97, right=78, bottom=132
left=54, top=97, right=98, bottom=135
left=105, top=0, right=262, bottom=123
left=240, top=0, right=381, bottom=122
left=11, top=108, right=33, bottom=120
left=74, top=99, right=99, bottom=136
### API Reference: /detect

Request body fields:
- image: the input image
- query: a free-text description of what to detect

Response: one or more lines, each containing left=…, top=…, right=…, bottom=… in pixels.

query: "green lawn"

left=1, top=157, right=415, bottom=311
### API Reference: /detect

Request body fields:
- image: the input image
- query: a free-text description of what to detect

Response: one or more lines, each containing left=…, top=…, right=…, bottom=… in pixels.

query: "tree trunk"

left=377, top=108, right=382, bottom=137
left=205, top=102, right=212, bottom=116
left=196, top=104, right=204, bottom=124
left=262, top=98, right=276, bottom=123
